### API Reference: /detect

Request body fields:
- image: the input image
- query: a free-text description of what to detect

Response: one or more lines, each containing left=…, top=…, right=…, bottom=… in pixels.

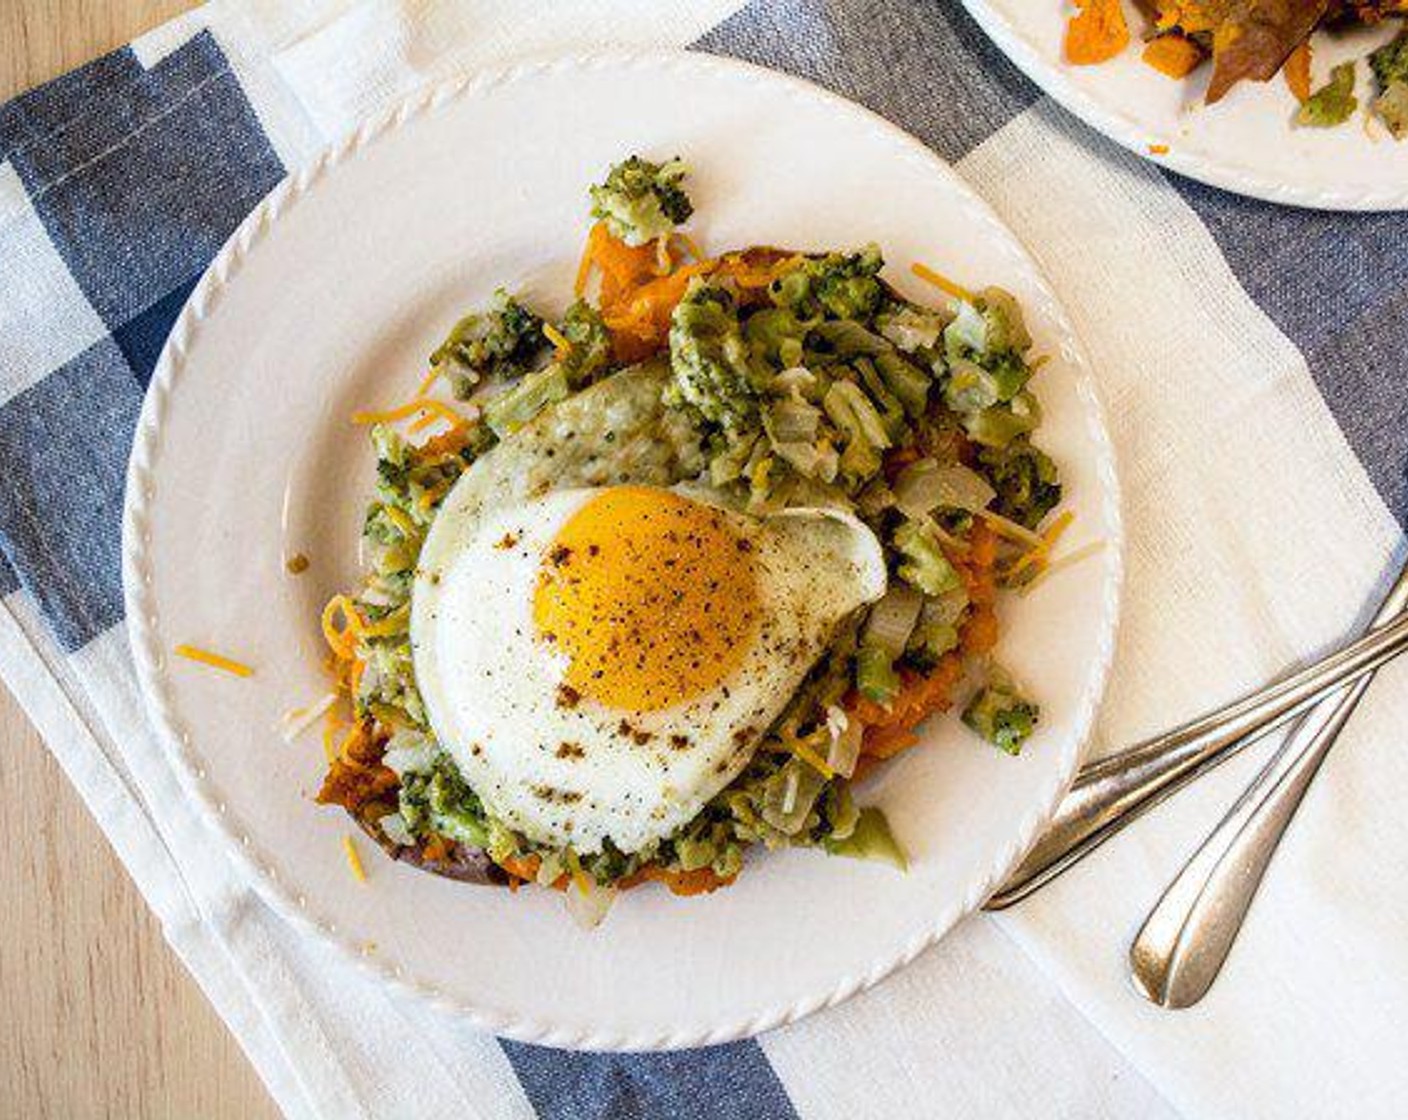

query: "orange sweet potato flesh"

left=1282, top=40, right=1312, bottom=102
left=1065, top=0, right=1132, bottom=64
left=1143, top=33, right=1207, bottom=78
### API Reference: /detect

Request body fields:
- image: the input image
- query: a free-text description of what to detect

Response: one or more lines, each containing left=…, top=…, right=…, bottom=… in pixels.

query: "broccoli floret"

left=943, top=287, right=1031, bottom=361
left=1298, top=63, right=1358, bottom=128
left=429, top=289, right=547, bottom=396
left=962, top=678, right=1038, bottom=756
left=892, top=518, right=962, bottom=596
left=1371, top=31, right=1408, bottom=139
left=667, top=279, right=761, bottom=433
left=978, top=438, right=1062, bottom=530
left=770, top=245, right=885, bottom=321
left=556, top=299, right=612, bottom=386
left=589, top=156, right=693, bottom=246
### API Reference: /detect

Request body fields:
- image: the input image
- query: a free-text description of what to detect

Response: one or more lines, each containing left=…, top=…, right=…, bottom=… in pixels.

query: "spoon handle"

left=1128, top=561, right=1408, bottom=1008
left=985, top=600, right=1408, bottom=910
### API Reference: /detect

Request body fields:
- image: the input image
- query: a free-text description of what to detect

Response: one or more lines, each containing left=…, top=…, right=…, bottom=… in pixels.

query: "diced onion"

left=762, top=760, right=826, bottom=834
left=781, top=766, right=800, bottom=816
left=766, top=397, right=822, bottom=443
left=862, top=585, right=923, bottom=656
left=894, top=459, right=996, bottom=518
left=563, top=881, right=618, bottom=930
left=825, top=705, right=863, bottom=779
left=773, top=366, right=816, bottom=394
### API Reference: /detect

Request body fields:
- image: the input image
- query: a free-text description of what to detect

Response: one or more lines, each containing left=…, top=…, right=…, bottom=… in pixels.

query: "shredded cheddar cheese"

left=542, top=322, right=572, bottom=354
left=321, top=709, right=340, bottom=764
left=342, top=835, right=367, bottom=883
left=1019, top=540, right=1106, bottom=597
left=910, top=261, right=975, bottom=304
left=978, top=508, right=1045, bottom=549
left=791, top=738, right=836, bottom=780
left=383, top=505, right=418, bottom=538
left=416, top=368, right=442, bottom=397
left=352, top=398, right=463, bottom=429
left=1007, top=510, right=1076, bottom=581
left=173, top=644, right=253, bottom=677
left=321, top=594, right=362, bottom=660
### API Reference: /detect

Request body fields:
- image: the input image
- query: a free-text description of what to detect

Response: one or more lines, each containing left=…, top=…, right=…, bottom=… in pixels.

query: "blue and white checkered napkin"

left=4, top=2, right=1407, bottom=1116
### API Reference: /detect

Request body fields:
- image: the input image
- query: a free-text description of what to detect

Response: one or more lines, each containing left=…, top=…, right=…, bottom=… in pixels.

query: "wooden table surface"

left=1, top=4, right=280, bottom=1117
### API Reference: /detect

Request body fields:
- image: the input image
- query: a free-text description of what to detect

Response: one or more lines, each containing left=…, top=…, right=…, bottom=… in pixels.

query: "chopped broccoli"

left=588, top=156, right=693, bottom=246
left=962, top=677, right=1038, bottom=756
left=1371, top=31, right=1408, bottom=139
left=823, top=379, right=891, bottom=483
left=399, top=754, right=490, bottom=846
left=892, top=518, right=962, bottom=596
left=1371, top=29, right=1408, bottom=88
left=853, top=358, right=908, bottom=441
left=906, top=591, right=968, bottom=669
left=875, top=301, right=950, bottom=352
left=429, top=289, right=547, bottom=396
left=557, top=299, right=612, bottom=386
left=962, top=391, right=1041, bottom=449
left=978, top=438, right=1062, bottom=530
left=770, top=245, right=885, bottom=321
left=482, top=364, right=569, bottom=437
left=974, top=287, right=1031, bottom=355
left=944, top=357, right=1001, bottom=413
left=668, top=279, right=762, bottom=434
left=745, top=307, right=811, bottom=368
left=943, top=287, right=1031, bottom=361
left=823, top=807, right=906, bottom=870
left=809, top=319, right=891, bottom=358
left=1375, top=81, right=1408, bottom=139
left=1298, top=63, right=1358, bottom=128
left=856, top=642, right=902, bottom=704
left=874, top=351, right=931, bottom=417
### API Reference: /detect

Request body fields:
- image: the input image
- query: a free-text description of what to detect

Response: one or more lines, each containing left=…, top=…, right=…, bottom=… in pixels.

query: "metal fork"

left=1127, top=560, right=1408, bottom=1007
left=985, top=600, right=1408, bottom=910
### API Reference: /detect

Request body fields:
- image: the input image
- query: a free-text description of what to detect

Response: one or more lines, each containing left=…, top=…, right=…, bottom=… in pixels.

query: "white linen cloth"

left=3, top=2, right=1405, bottom=1116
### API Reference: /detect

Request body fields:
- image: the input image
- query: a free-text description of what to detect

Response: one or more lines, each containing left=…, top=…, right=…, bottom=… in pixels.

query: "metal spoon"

left=1128, top=560, right=1408, bottom=1008
left=985, top=603, right=1408, bottom=910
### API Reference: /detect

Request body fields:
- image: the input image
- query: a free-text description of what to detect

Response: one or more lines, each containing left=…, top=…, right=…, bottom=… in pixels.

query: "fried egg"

left=411, top=484, right=886, bottom=854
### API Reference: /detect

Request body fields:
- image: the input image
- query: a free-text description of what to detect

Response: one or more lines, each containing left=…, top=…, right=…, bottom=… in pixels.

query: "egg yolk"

left=532, top=487, right=760, bottom=712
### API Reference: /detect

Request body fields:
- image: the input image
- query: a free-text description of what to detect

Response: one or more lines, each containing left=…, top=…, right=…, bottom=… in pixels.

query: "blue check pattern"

left=1, top=3, right=1405, bottom=1118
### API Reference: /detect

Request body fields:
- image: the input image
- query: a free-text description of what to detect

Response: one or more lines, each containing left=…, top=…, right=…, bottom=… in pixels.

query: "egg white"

left=411, top=485, right=886, bottom=854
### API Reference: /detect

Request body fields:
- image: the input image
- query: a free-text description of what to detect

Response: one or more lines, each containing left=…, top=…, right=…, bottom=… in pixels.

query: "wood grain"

left=1, top=4, right=281, bottom=1117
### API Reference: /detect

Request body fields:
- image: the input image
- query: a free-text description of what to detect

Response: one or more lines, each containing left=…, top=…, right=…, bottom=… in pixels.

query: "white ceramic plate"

left=123, top=50, right=1122, bottom=1049
left=963, top=0, right=1408, bottom=210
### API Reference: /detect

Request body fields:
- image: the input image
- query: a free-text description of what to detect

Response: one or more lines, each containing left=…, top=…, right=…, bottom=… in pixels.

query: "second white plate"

left=123, top=50, right=1122, bottom=1049
left=963, top=0, right=1408, bottom=210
